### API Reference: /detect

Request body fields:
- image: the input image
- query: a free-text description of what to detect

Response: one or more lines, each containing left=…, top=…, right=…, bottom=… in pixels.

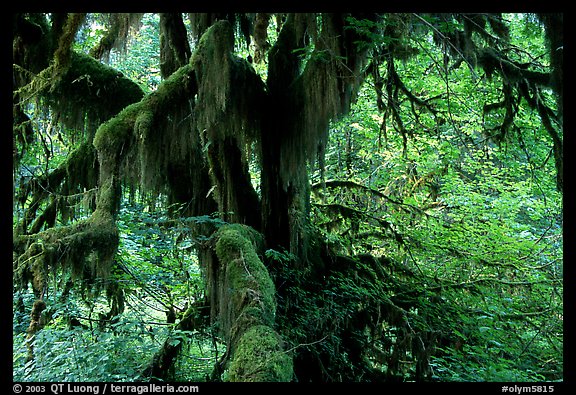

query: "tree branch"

left=311, top=179, right=423, bottom=213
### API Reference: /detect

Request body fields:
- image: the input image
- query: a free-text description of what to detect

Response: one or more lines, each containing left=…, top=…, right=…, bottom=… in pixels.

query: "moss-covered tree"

left=13, top=12, right=562, bottom=382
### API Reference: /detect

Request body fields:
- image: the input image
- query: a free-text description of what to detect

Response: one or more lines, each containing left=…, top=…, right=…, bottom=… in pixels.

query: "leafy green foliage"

left=13, top=317, right=218, bottom=382
left=13, top=197, right=223, bottom=382
left=14, top=320, right=157, bottom=382
left=308, top=13, right=562, bottom=381
left=13, top=13, right=561, bottom=383
left=108, top=14, right=162, bottom=92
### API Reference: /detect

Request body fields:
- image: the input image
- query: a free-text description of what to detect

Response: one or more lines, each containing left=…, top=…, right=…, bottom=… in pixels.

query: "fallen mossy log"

left=210, top=224, right=293, bottom=382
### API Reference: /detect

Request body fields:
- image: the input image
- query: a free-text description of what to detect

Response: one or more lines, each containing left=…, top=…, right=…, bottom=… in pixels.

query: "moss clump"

left=93, top=61, right=199, bottom=197
left=215, top=224, right=275, bottom=333
left=227, top=324, right=293, bottom=382
left=13, top=210, right=118, bottom=297
left=48, top=51, right=144, bottom=131
left=191, top=20, right=265, bottom=145
left=191, top=20, right=235, bottom=120
left=211, top=225, right=293, bottom=381
left=92, top=102, right=142, bottom=155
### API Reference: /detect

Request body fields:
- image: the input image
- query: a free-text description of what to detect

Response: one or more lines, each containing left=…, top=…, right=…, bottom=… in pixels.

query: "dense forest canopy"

left=13, top=12, right=562, bottom=383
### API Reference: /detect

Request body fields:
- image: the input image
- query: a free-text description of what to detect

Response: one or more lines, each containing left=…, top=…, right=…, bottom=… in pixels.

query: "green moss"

left=93, top=103, right=141, bottom=154
left=153, top=63, right=195, bottom=102
left=91, top=47, right=196, bottom=155
left=215, top=225, right=275, bottom=326
left=191, top=20, right=264, bottom=143
left=227, top=324, right=293, bottom=382
left=191, top=21, right=234, bottom=130
left=212, top=225, right=294, bottom=381
left=52, top=51, right=144, bottom=120
left=219, top=223, right=264, bottom=250
left=13, top=209, right=118, bottom=297
left=92, top=60, right=199, bottom=198
left=52, top=14, right=86, bottom=76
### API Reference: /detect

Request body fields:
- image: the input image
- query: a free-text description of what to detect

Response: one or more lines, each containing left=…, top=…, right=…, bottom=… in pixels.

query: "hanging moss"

left=52, top=13, right=87, bottom=78
left=67, top=57, right=206, bottom=303
left=14, top=40, right=145, bottom=239
left=283, top=14, right=372, bottom=184
left=14, top=14, right=144, bottom=143
left=133, top=64, right=199, bottom=193
left=192, top=20, right=264, bottom=142
left=90, top=20, right=264, bottom=226
left=190, top=20, right=265, bottom=226
left=191, top=21, right=234, bottom=119
left=91, top=61, right=195, bottom=183
left=258, top=14, right=376, bottom=267
left=90, top=14, right=144, bottom=60
left=15, top=49, right=144, bottom=144
left=13, top=210, right=118, bottom=296
left=47, top=51, right=144, bottom=134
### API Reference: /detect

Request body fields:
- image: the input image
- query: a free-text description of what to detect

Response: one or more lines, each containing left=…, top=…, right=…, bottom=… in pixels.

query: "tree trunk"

left=261, top=13, right=374, bottom=263
left=209, top=224, right=293, bottom=381
left=25, top=300, right=46, bottom=362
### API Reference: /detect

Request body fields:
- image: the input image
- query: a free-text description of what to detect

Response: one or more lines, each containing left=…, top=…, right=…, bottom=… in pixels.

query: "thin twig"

left=284, top=335, right=329, bottom=354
